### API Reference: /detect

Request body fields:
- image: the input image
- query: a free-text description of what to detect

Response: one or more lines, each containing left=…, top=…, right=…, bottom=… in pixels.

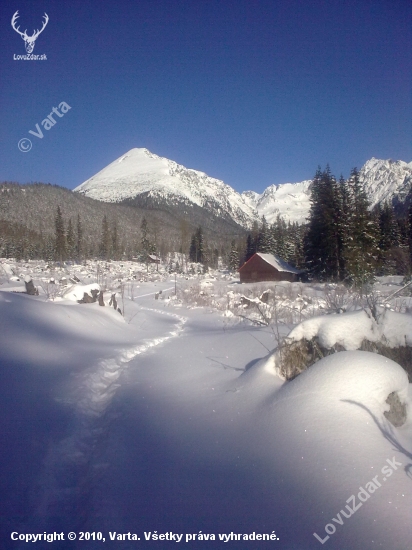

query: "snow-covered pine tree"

left=343, top=168, right=379, bottom=288
left=55, top=206, right=66, bottom=262
left=377, top=201, right=408, bottom=275
left=283, top=222, right=296, bottom=263
left=305, top=167, right=342, bottom=281
left=229, top=240, right=240, bottom=271
left=336, top=175, right=351, bottom=279
left=76, top=214, right=83, bottom=262
left=289, top=222, right=305, bottom=269
left=66, top=218, right=75, bottom=260
left=44, top=237, right=55, bottom=265
left=379, top=202, right=400, bottom=251
left=100, top=215, right=111, bottom=260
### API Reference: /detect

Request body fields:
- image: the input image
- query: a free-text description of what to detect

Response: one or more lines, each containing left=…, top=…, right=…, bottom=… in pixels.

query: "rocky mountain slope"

left=242, top=180, right=312, bottom=224
left=359, top=158, right=412, bottom=211
left=75, top=149, right=412, bottom=227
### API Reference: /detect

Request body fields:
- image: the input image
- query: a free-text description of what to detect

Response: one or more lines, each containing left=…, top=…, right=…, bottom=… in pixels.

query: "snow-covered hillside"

left=75, top=149, right=412, bottom=227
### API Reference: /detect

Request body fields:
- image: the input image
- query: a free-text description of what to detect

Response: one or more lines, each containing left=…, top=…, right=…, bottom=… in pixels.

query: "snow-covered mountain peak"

left=242, top=180, right=313, bottom=224
left=75, top=148, right=259, bottom=228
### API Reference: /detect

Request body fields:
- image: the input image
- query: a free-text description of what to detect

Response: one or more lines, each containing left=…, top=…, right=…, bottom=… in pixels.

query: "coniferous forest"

left=234, top=166, right=412, bottom=286
left=1, top=169, right=412, bottom=285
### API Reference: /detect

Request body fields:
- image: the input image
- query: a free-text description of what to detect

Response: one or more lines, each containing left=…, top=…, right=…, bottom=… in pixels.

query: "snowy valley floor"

left=1, top=272, right=412, bottom=549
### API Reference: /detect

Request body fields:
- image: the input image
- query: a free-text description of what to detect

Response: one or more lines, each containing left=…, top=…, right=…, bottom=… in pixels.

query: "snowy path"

left=0, top=289, right=192, bottom=549
left=28, top=308, right=189, bottom=537
left=67, top=303, right=281, bottom=549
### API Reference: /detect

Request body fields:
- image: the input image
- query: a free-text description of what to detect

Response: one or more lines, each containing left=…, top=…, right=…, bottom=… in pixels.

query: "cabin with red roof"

left=239, top=253, right=300, bottom=283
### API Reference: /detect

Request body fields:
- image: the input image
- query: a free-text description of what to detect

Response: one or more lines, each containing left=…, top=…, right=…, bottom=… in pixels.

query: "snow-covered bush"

left=274, top=307, right=412, bottom=382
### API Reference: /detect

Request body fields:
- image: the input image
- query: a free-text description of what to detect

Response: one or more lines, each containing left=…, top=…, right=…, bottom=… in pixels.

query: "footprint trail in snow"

left=18, top=305, right=187, bottom=542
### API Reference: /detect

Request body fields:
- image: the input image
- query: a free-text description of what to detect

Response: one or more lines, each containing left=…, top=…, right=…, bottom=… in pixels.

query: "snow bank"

left=251, top=351, right=412, bottom=548
left=242, top=348, right=410, bottom=421
left=274, top=351, right=409, bottom=414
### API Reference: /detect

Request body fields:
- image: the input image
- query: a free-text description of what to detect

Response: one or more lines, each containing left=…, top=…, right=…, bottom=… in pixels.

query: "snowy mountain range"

left=75, top=149, right=412, bottom=229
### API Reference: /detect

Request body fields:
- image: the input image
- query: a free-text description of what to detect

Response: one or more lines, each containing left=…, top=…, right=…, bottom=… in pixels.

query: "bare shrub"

left=323, top=284, right=358, bottom=313
left=39, top=281, right=61, bottom=301
left=0, top=263, right=10, bottom=283
left=277, top=337, right=341, bottom=380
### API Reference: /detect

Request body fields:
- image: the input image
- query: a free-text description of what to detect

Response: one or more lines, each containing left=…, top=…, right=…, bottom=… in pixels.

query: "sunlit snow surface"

left=1, top=268, right=411, bottom=549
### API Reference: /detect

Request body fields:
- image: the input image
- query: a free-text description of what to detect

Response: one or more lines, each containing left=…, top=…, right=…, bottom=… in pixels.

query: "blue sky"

left=1, top=0, right=411, bottom=194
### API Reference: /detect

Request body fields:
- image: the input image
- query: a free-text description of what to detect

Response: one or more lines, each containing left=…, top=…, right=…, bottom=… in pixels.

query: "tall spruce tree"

left=66, top=218, right=75, bottom=260
left=229, top=240, right=240, bottom=271
left=256, top=216, right=271, bottom=253
left=244, top=234, right=255, bottom=262
left=54, top=206, right=66, bottom=262
left=335, top=175, right=351, bottom=279
left=112, top=220, right=119, bottom=260
left=270, top=215, right=291, bottom=260
left=140, top=217, right=151, bottom=260
left=76, top=214, right=83, bottom=262
left=44, top=237, right=55, bottom=264
left=100, top=215, right=111, bottom=260
left=189, top=226, right=204, bottom=263
left=343, top=168, right=378, bottom=287
left=305, top=167, right=343, bottom=281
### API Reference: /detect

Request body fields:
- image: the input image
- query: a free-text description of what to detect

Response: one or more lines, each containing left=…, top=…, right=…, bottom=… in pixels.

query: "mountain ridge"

left=75, top=149, right=412, bottom=227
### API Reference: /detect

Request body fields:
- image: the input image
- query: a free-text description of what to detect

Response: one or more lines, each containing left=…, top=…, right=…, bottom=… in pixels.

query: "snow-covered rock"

left=63, top=283, right=100, bottom=302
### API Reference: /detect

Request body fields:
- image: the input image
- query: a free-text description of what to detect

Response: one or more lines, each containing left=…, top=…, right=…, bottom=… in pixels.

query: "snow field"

left=0, top=278, right=190, bottom=547
left=1, top=258, right=412, bottom=548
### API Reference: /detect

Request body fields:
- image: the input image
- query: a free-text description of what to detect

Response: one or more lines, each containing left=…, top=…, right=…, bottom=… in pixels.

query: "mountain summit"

left=75, top=148, right=258, bottom=231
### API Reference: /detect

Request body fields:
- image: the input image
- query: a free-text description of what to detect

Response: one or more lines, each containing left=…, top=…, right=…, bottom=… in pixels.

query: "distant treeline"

left=1, top=174, right=412, bottom=283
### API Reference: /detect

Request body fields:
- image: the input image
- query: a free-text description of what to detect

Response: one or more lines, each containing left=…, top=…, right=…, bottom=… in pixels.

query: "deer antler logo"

left=11, top=11, right=49, bottom=54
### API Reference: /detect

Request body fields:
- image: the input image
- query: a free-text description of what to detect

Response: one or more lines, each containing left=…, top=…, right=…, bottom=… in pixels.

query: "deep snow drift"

left=1, top=263, right=411, bottom=549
